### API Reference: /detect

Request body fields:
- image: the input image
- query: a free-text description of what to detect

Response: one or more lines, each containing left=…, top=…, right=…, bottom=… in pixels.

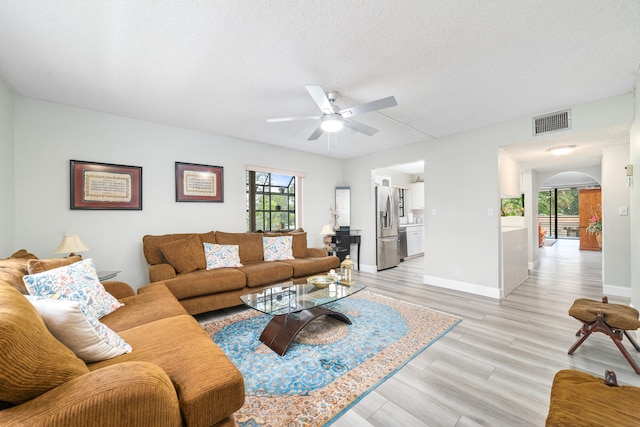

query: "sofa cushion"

left=87, top=315, right=245, bottom=427
left=0, top=280, right=89, bottom=405
left=158, top=268, right=247, bottom=300
left=262, top=236, right=294, bottom=261
left=27, top=255, right=82, bottom=274
left=103, top=283, right=188, bottom=332
left=159, top=235, right=206, bottom=274
left=26, top=296, right=132, bottom=362
left=0, top=257, right=30, bottom=294
left=216, top=231, right=264, bottom=263
left=204, top=243, right=243, bottom=269
left=289, top=230, right=308, bottom=258
left=143, top=232, right=216, bottom=266
left=23, top=258, right=123, bottom=320
left=281, top=256, right=340, bottom=278
left=237, top=261, right=293, bottom=287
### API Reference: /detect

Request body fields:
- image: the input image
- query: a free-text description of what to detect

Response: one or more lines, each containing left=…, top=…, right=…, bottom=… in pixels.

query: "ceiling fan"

left=267, top=85, right=398, bottom=140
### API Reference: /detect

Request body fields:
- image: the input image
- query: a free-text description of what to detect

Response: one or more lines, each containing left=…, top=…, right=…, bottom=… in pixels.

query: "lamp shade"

left=53, top=235, right=90, bottom=255
left=320, top=224, right=335, bottom=235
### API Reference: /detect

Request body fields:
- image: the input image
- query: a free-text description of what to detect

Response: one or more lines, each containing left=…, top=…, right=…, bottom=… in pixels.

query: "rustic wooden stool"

left=546, top=369, right=640, bottom=426
left=568, top=296, right=640, bottom=375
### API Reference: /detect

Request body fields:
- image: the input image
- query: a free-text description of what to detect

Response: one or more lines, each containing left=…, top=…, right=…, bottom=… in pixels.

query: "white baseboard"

left=528, top=257, right=540, bottom=271
left=423, top=275, right=501, bottom=299
left=359, top=264, right=378, bottom=274
left=602, top=284, right=632, bottom=298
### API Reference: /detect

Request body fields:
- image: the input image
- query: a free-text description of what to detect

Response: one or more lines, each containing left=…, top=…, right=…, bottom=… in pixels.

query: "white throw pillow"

left=26, top=296, right=132, bottom=362
left=262, top=236, right=294, bottom=261
left=204, top=243, right=244, bottom=270
left=23, top=258, right=123, bottom=319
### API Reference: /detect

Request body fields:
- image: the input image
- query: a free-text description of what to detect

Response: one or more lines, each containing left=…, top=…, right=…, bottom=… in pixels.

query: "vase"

left=595, top=233, right=602, bottom=248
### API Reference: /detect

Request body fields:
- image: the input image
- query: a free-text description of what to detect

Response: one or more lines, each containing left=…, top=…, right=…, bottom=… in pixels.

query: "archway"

left=538, top=171, right=601, bottom=247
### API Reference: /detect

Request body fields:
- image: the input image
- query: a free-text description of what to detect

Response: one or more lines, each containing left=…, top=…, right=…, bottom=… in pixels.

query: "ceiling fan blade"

left=267, top=116, right=319, bottom=123
left=305, top=85, right=333, bottom=114
left=343, top=119, right=378, bottom=136
left=340, top=96, right=398, bottom=118
left=307, top=127, right=325, bottom=140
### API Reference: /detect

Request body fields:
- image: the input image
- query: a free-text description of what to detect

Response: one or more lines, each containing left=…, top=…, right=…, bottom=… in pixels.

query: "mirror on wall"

left=335, top=186, right=351, bottom=228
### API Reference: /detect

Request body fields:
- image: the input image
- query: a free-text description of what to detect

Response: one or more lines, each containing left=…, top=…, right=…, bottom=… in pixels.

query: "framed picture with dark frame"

left=175, top=162, right=224, bottom=202
left=70, top=160, right=142, bottom=210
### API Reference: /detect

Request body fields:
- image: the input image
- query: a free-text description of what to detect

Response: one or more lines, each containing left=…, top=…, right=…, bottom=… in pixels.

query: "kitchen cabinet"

left=410, top=182, right=424, bottom=210
left=406, top=224, right=424, bottom=256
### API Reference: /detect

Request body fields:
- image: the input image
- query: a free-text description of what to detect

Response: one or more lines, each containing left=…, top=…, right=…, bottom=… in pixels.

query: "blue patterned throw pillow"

left=23, top=258, right=123, bottom=319
left=262, top=236, right=294, bottom=261
left=204, top=243, right=244, bottom=269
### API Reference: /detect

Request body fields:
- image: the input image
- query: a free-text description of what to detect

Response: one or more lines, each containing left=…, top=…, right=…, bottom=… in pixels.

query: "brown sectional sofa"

left=0, top=252, right=245, bottom=427
left=141, top=230, right=340, bottom=314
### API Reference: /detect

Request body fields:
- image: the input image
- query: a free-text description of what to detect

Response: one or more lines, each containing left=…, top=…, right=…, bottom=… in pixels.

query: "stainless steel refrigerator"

left=376, top=185, right=400, bottom=270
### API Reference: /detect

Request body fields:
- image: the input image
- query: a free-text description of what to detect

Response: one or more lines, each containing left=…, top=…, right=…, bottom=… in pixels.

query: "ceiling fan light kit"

left=267, top=85, right=398, bottom=141
left=320, top=115, right=344, bottom=132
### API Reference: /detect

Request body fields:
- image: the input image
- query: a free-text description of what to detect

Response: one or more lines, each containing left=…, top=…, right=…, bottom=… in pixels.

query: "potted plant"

left=586, top=214, right=602, bottom=247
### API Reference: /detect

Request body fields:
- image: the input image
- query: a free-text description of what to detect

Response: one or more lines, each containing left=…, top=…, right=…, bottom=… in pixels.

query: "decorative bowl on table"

left=307, top=275, right=334, bottom=289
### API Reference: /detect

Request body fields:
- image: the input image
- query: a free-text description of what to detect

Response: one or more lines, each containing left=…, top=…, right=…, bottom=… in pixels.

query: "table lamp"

left=320, top=224, right=335, bottom=252
left=53, top=235, right=90, bottom=257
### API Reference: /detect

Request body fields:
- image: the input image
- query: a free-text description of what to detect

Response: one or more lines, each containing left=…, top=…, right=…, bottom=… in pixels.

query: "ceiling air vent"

left=532, top=109, right=571, bottom=136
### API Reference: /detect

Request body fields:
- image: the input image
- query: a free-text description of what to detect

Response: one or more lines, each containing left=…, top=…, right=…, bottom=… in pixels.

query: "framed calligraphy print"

left=70, top=160, right=142, bottom=210
left=175, top=162, right=224, bottom=202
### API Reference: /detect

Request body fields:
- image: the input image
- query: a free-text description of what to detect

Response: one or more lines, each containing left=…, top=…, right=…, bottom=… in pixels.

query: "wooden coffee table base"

left=259, top=305, right=352, bottom=356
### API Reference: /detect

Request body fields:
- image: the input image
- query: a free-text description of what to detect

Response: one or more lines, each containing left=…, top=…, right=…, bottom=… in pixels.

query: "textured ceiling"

left=1, top=1, right=639, bottom=168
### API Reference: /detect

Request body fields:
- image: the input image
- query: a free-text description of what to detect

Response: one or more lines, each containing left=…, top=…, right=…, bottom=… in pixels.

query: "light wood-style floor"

left=330, top=239, right=640, bottom=427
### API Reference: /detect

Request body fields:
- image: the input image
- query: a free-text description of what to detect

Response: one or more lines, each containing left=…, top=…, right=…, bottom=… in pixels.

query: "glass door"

left=538, top=188, right=580, bottom=239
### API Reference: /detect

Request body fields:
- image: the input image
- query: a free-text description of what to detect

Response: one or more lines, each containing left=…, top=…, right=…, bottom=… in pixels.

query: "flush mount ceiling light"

left=320, top=114, right=344, bottom=132
left=547, top=145, right=576, bottom=156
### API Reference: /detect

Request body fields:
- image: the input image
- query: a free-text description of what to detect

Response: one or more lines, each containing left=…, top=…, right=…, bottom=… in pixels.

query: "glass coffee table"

left=240, top=281, right=366, bottom=356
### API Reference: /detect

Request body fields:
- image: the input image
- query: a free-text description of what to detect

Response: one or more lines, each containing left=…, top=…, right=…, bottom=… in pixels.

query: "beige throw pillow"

left=26, top=296, right=132, bottom=362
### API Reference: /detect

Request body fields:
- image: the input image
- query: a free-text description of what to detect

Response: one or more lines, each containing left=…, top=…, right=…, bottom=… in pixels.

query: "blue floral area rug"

left=202, top=291, right=461, bottom=427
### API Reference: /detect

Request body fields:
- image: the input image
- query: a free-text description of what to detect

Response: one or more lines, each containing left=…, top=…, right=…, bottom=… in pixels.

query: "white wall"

left=0, top=80, right=14, bottom=256
left=12, top=97, right=343, bottom=289
left=602, top=143, right=631, bottom=296
left=7, top=89, right=637, bottom=300
left=344, top=94, right=634, bottom=298
left=499, top=150, right=521, bottom=198
left=631, top=78, right=640, bottom=309
left=372, top=167, right=413, bottom=188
